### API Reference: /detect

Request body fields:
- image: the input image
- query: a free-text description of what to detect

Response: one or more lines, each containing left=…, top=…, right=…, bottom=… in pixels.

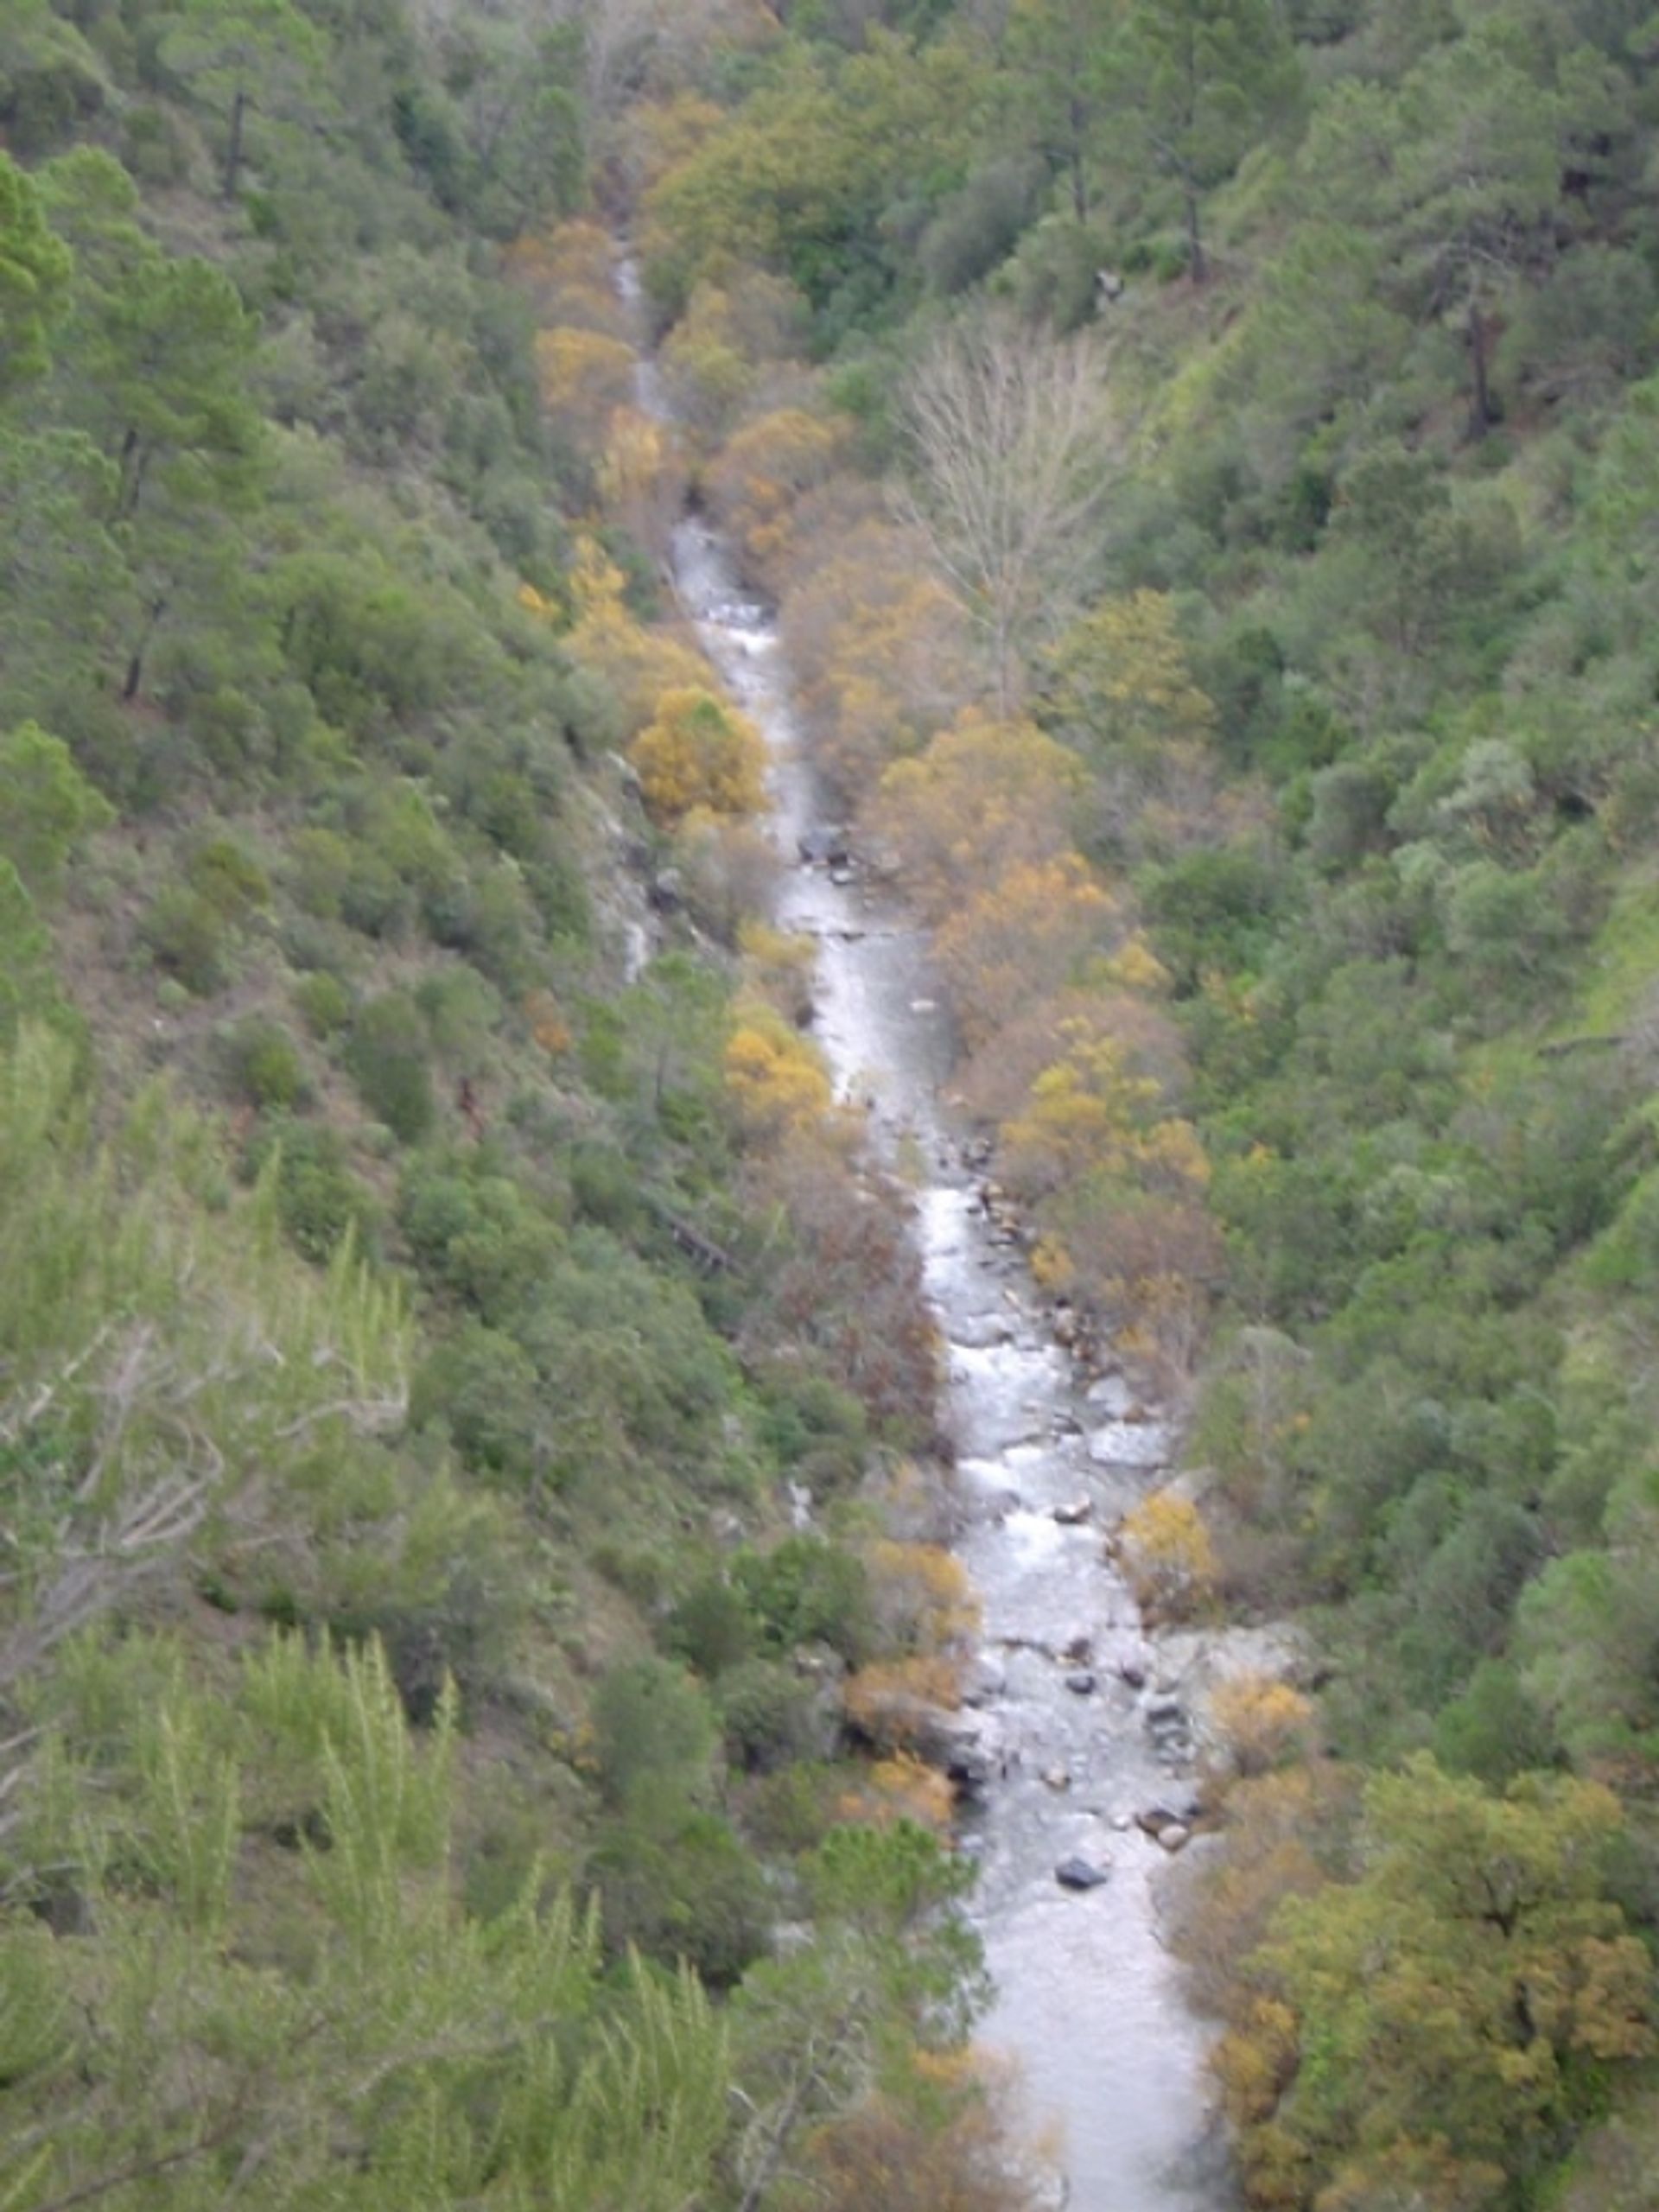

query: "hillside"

left=6, top=0, right=1659, bottom=2207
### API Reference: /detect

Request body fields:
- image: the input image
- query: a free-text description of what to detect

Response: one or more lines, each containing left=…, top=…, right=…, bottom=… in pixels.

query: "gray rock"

left=1055, top=1856, right=1111, bottom=1891
left=1065, top=1671, right=1097, bottom=1696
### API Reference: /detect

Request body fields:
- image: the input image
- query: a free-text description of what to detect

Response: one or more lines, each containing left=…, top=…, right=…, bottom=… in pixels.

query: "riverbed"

left=663, top=510, right=1236, bottom=2212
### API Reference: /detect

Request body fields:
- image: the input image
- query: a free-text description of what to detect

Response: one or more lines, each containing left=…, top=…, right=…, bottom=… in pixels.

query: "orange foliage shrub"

left=803, top=2068, right=1055, bottom=2212
left=744, top=1139, right=938, bottom=1439
left=1041, top=1184, right=1221, bottom=1388
left=659, top=270, right=804, bottom=437
left=843, top=1655, right=966, bottom=1746
left=1116, top=1488, right=1218, bottom=1623
left=836, top=1751, right=957, bottom=1835
left=505, top=219, right=630, bottom=336
left=630, top=685, right=768, bottom=823
left=723, top=1001, right=835, bottom=1141
left=1211, top=1673, right=1315, bottom=1782
left=934, top=855, right=1116, bottom=1052
left=783, top=518, right=969, bottom=804
left=866, top=1539, right=980, bottom=1654
left=561, top=539, right=713, bottom=735
left=1001, top=1024, right=1208, bottom=1199
left=703, top=406, right=845, bottom=586
left=957, top=988, right=1182, bottom=1128
left=871, top=714, right=1084, bottom=922
left=597, top=405, right=685, bottom=555
left=522, top=988, right=571, bottom=1056
left=737, top=918, right=816, bottom=1024
left=1168, top=1765, right=1351, bottom=2016
left=535, top=325, right=639, bottom=452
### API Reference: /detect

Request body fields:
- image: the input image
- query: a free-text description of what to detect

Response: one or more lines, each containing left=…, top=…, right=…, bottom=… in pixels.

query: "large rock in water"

left=1055, top=1856, right=1111, bottom=1891
left=850, top=1689, right=1003, bottom=1796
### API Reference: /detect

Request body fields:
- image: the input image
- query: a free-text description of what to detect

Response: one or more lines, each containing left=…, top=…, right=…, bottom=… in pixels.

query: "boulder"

left=1135, top=1804, right=1184, bottom=1840
left=1157, top=1824, right=1191, bottom=1853
left=1052, top=1497, right=1093, bottom=1527
left=1065, top=1671, right=1097, bottom=1696
left=1054, top=1856, right=1111, bottom=1891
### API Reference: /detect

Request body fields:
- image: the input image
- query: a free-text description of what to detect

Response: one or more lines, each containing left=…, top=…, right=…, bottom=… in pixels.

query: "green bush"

left=0, top=721, right=112, bottom=895
left=292, top=970, right=353, bottom=1039
left=246, top=1120, right=378, bottom=1264
left=410, top=1321, right=547, bottom=1482
left=141, top=883, right=235, bottom=995
left=221, top=1016, right=309, bottom=1112
left=716, top=1657, right=823, bottom=1773
left=188, top=836, right=270, bottom=920
left=346, top=991, right=434, bottom=1143
left=398, top=1161, right=562, bottom=1323
left=588, top=1804, right=769, bottom=1986
left=589, top=1657, right=716, bottom=1810
left=733, top=1536, right=874, bottom=1665
left=666, top=1578, right=755, bottom=1678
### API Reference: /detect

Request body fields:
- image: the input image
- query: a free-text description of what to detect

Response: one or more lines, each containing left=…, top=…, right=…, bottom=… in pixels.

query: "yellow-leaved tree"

left=1116, top=1489, right=1217, bottom=1623
left=723, top=1001, right=834, bottom=1143
left=534, top=324, right=639, bottom=452
left=555, top=537, right=712, bottom=734
left=934, top=855, right=1116, bottom=1051
left=703, top=407, right=844, bottom=585
left=871, top=714, right=1083, bottom=922
left=631, top=686, right=768, bottom=823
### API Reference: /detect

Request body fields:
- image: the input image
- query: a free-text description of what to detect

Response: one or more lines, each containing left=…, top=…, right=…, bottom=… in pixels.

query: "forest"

left=3, top=0, right=1659, bottom=2206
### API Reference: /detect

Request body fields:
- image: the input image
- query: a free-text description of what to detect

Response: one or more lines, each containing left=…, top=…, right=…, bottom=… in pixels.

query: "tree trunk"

left=123, top=595, right=169, bottom=702
left=225, top=85, right=248, bottom=200
left=1067, top=96, right=1089, bottom=222
left=1466, top=295, right=1496, bottom=441
left=1185, top=188, right=1206, bottom=285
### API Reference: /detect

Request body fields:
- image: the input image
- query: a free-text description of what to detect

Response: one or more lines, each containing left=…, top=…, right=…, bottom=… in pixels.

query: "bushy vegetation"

left=0, top=3, right=1030, bottom=2205
left=16, top=0, right=1659, bottom=2198
left=597, top=1, right=1659, bottom=2202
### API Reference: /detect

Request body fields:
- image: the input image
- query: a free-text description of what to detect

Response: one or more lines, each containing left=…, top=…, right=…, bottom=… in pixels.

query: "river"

left=621, top=261, right=1235, bottom=2212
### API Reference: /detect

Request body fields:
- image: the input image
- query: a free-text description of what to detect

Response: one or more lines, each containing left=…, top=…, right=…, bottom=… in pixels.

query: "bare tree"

left=896, top=312, right=1119, bottom=711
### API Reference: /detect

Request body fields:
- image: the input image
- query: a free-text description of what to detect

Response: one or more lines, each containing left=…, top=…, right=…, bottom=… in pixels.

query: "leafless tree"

left=896, top=312, right=1119, bottom=712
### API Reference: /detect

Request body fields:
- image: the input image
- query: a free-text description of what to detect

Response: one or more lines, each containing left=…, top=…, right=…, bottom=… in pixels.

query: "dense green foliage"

left=15, top=0, right=1659, bottom=2201
left=0, top=4, right=1030, bottom=2207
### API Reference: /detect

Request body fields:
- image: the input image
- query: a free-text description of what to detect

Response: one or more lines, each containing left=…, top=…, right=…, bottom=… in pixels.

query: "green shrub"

left=732, top=1537, right=874, bottom=1664
left=247, top=1120, right=378, bottom=1264
left=292, top=970, right=352, bottom=1039
left=588, top=1805, right=769, bottom=1986
left=666, top=1578, right=755, bottom=1678
left=188, top=836, right=270, bottom=920
left=141, top=883, right=234, bottom=995
left=410, top=1321, right=547, bottom=1481
left=716, top=1657, right=823, bottom=1773
left=222, top=1016, right=309, bottom=1112
left=346, top=992, right=434, bottom=1142
left=0, top=721, right=112, bottom=895
left=590, top=1657, right=716, bottom=1810
left=398, top=1161, right=562, bottom=1322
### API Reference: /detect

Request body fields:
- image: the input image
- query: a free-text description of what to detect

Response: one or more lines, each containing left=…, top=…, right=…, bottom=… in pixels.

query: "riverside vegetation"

left=5, top=0, right=1659, bottom=2208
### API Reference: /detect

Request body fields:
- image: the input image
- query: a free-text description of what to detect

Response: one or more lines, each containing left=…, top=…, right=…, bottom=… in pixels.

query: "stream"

left=622, top=261, right=1236, bottom=2212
